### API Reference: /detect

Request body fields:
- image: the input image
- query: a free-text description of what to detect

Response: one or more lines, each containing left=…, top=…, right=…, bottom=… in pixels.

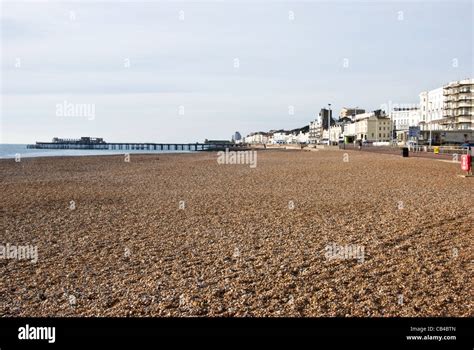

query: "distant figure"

left=358, top=140, right=362, bottom=150
left=469, top=146, right=473, bottom=172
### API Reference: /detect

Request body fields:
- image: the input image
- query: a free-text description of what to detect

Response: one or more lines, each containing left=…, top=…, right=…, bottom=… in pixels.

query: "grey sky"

left=1, top=0, right=472, bottom=143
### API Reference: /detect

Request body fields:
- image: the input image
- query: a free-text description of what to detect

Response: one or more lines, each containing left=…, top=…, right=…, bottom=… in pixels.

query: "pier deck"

left=26, top=142, right=248, bottom=151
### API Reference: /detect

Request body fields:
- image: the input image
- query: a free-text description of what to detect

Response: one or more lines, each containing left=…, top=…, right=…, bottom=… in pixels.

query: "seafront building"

left=390, top=107, right=421, bottom=143
left=442, top=78, right=473, bottom=130
left=308, top=108, right=336, bottom=144
left=308, top=118, right=321, bottom=144
left=419, top=88, right=444, bottom=132
left=286, top=131, right=309, bottom=144
left=243, top=78, right=473, bottom=146
left=244, top=127, right=309, bottom=145
left=418, top=78, right=473, bottom=144
left=343, top=110, right=392, bottom=143
left=267, top=131, right=287, bottom=144
left=298, top=132, right=310, bottom=144
left=328, top=123, right=343, bottom=144
left=244, top=132, right=270, bottom=144
left=308, top=118, right=322, bottom=144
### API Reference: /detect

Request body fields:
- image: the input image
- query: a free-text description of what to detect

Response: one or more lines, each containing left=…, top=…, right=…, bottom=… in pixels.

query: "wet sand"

left=0, top=150, right=472, bottom=316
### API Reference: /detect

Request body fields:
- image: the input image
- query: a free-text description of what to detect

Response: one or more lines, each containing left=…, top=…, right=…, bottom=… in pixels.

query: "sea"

left=0, top=144, right=193, bottom=159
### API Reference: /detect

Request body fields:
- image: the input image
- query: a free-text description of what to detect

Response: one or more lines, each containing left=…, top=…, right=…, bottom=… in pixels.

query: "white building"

left=419, top=87, right=445, bottom=131
left=327, top=125, right=343, bottom=144
left=442, top=78, right=474, bottom=130
left=390, top=107, right=421, bottom=143
left=417, top=79, right=473, bottom=144
left=390, top=108, right=420, bottom=130
left=296, top=131, right=309, bottom=144
left=271, top=132, right=291, bottom=144
left=308, top=118, right=322, bottom=144
left=245, top=132, right=269, bottom=144
left=286, top=131, right=309, bottom=144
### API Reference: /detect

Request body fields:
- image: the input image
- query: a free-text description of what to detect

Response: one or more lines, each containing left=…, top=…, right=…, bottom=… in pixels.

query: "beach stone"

left=0, top=151, right=471, bottom=316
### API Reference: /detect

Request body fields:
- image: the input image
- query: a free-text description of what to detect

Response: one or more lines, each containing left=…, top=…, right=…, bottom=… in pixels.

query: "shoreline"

left=0, top=150, right=196, bottom=161
left=0, top=147, right=306, bottom=161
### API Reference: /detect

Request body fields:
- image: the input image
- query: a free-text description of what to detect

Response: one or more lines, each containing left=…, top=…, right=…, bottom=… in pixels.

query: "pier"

left=26, top=139, right=249, bottom=152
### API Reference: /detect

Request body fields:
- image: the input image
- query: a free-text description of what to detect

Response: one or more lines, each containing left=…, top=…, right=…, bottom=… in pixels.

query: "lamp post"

left=390, top=109, right=394, bottom=146
left=428, top=102, right=432, bottom=148
left=328, top=103, right=331, bottom=146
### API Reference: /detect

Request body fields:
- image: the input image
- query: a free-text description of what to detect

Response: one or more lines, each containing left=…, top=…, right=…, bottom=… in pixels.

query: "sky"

left=1, top=0, right=472, bottom=144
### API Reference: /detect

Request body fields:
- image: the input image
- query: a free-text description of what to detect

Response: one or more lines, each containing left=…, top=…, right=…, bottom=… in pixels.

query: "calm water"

left=0, top=144, right=194, bottom=159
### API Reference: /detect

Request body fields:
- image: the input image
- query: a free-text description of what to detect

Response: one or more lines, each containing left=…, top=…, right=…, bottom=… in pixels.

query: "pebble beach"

left=0, top=149, right=472, bottom=317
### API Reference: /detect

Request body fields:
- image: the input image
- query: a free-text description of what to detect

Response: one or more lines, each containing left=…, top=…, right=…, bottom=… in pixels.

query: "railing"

left=340, top=143, right=472, bottom=158
left=409, top=145, right=471, bottom=155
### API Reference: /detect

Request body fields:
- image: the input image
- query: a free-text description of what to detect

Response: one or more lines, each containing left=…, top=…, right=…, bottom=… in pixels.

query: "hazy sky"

left=1, top=0, right=472, bottom=143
